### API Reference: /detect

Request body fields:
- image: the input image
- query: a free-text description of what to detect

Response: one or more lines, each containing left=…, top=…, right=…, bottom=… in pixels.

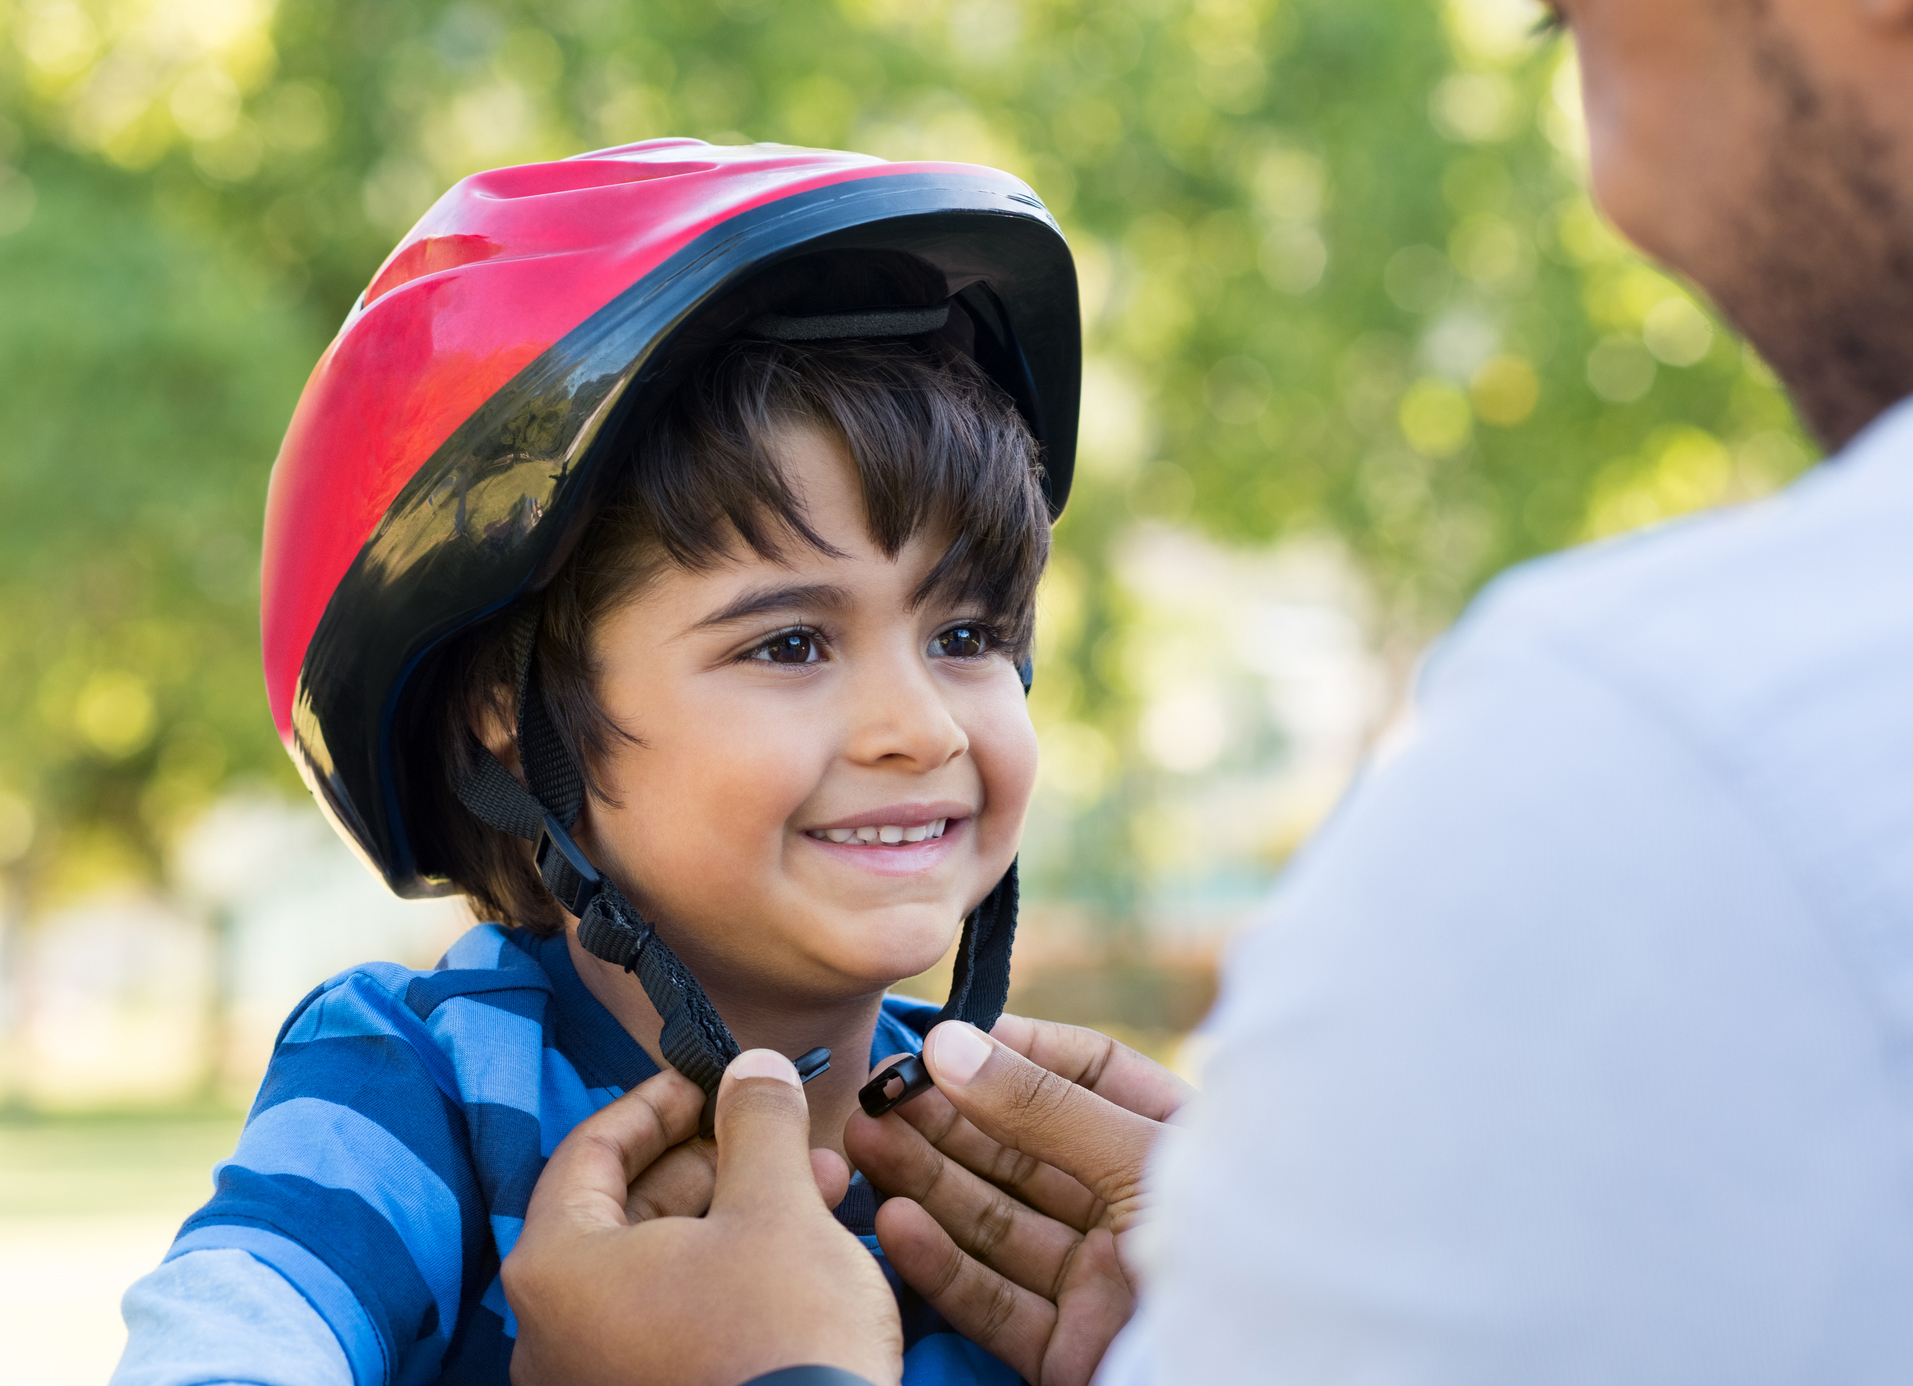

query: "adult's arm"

left=1100, top=617, right=1913, bottom=1383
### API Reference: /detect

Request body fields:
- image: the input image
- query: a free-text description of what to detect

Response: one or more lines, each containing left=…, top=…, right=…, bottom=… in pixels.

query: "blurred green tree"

left=0, top=0, right=1811, bottom=919
left=0, top=149, right=317, bottom=901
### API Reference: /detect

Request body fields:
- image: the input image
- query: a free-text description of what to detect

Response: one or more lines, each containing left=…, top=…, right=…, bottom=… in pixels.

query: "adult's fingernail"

left=929, top=1022, right=991, bottom=1086
left=729, top=1049, right=800, bottom=1087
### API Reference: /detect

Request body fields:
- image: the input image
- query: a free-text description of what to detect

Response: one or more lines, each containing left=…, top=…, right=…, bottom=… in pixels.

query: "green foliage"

left=0, top=0, right=1812, bottom=915
left=0, top=150, right=315, bottom=898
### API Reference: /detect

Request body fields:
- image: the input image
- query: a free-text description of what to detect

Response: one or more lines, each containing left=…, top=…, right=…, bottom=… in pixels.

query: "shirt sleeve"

left=163, top=967, right=486, bottom=1386
left=112, top=1249, right=352, bottom=1386
left=1113, top=618, right=1913, bottom=1384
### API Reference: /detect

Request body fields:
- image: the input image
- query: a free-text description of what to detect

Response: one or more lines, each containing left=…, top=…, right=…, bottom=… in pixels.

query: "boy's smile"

left=570, top=422, right=1038, bottom=1031
left=802, top=803, right=963, bottom=870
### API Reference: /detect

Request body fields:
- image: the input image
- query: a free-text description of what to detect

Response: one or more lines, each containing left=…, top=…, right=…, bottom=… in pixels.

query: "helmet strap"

left=939, top=861, right=1018, bottom=1029
left=454, top=731, right=749, bottom=1130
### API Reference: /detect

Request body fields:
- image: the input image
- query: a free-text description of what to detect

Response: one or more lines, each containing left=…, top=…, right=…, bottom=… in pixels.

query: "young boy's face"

left=576, top=424, right=1039, bottom=1007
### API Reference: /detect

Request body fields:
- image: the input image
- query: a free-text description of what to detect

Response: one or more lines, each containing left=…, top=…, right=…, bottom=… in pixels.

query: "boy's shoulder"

left=277, top=924, right=555, bottom=1042
left=260, top=921, right=651, bottom=1151
left=268, top=924, right=576, bottom=1105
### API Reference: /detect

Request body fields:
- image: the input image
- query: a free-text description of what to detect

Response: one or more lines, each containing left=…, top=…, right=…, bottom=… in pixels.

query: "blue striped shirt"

left=159, top=924, right=1018, bottom=1386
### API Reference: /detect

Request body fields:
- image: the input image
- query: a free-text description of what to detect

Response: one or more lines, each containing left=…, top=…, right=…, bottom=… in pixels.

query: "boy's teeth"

left=809, top=818, right=951, bottom=845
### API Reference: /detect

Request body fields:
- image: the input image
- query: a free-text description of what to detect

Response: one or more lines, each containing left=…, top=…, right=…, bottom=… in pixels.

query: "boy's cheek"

left=967, top=692, right=1041, bottom=829
left=586, top=722, right=827, bottom=905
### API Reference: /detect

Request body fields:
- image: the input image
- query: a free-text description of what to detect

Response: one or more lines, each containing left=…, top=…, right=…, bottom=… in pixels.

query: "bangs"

left=578, top=335, right=1051, bottom=654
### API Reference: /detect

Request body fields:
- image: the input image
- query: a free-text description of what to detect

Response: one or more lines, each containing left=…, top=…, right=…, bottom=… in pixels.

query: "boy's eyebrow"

left=687, top=582, right=854, bottom=633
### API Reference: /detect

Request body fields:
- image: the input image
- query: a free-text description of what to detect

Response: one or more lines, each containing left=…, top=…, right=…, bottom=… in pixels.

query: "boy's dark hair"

left=413, top=330, right=1050, bottom=934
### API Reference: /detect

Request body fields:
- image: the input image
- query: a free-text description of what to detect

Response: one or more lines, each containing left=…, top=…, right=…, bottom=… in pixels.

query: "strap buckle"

left=858, top=1054, right=931, bottom=1117
left=535, top=811, right=602, bottom=917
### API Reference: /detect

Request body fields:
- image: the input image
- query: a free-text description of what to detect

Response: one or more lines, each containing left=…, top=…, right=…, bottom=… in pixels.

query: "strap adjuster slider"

left=535, top=812, right=602, bottom=917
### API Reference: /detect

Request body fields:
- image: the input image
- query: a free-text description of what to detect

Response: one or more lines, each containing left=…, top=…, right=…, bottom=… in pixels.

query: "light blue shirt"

left=112, top=931, right=1004, bottom=1386
left=1104, top=398, right=1913, bottom=1383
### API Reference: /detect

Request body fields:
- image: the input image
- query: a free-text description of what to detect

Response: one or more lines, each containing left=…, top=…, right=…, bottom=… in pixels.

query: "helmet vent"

left=476, top=157, right=719, bottom=199
left=364, top=234, right=504, bottom=306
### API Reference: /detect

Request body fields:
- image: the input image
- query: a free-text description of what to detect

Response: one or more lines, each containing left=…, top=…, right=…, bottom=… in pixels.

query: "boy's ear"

left=470, top=695, right=527, bottom=786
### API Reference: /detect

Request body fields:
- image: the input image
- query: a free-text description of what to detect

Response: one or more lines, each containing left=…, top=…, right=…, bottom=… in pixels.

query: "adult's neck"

left=564, top=925, right=886, bottom=1161
left=1662, top=7, right=1913, bottom=451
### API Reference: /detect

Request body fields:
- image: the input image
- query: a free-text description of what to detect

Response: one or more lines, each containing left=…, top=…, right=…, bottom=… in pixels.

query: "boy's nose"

left=842, top=649, right=968, bottom=769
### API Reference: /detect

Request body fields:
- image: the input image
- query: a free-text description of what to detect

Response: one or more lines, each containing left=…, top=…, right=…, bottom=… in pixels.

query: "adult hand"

left=845, top=1015, right=1193, bottom=1386
left=506, top=1051, right=902, bottom=1386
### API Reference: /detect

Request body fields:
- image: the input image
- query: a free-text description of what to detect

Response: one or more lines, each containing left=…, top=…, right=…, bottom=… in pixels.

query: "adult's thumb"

left=709, top=1049, right=824, bottom=1218
left=920, top=1021, right=1159, bottom=1213
left=519, top=1066, right=705, bottom=1233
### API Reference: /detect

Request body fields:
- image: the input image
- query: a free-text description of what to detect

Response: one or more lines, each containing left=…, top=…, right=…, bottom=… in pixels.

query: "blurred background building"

left=0, top=0, right=1811, bottom=1376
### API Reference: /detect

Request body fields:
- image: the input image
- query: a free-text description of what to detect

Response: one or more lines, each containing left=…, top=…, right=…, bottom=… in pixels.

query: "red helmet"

left=262, top=139, right=1079, bottom=896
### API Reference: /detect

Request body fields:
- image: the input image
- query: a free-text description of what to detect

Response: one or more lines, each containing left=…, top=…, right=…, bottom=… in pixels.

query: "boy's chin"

left=798, top=908, right=964, bottom=990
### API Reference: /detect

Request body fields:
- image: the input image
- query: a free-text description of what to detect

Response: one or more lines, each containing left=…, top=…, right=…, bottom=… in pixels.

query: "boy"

left=112, top=140, right=1078, bottom=1386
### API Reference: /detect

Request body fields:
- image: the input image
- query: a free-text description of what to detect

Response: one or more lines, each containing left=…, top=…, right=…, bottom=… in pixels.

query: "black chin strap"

left=936, top=859, right=1017, bottom=1028
left=451, top=604, right=1019, bottom=1128
left=454, top=733, right=743, bottom=1105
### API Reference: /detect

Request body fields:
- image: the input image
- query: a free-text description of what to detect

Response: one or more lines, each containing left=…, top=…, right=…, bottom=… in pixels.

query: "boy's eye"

left=931, top=624, right=991, bottom=659
left=749, top=629, right=822, bottom=664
